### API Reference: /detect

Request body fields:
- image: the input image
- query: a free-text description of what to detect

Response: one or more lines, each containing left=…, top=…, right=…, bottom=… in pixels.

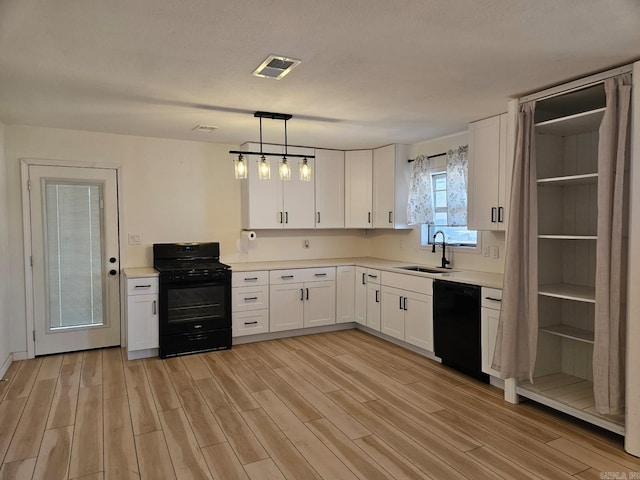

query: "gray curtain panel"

left=492, top=101, right=538, bottom=381
left=594, top=73, right=632, bottom=415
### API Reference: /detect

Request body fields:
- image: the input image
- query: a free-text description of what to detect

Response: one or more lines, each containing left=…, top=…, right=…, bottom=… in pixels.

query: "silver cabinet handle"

left=152, top=300, right=157, bottom=315
left=244, top=297, right=258, bottom=301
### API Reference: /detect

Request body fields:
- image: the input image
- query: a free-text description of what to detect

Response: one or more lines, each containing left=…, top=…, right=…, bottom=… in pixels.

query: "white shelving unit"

left=516, top=84, right=626, bottom=434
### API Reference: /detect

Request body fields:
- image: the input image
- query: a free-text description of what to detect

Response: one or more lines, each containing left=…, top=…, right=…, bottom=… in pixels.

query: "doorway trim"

left=21, top=158, right=124, bottom=359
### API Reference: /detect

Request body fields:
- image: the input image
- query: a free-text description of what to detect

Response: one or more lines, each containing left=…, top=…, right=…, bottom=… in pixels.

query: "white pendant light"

left=258, top=155, right=271, bottom=179
left=279, top=156, right=291, bottom=180
left=299, top=157, right=312, bottom=182
left=234, top=154, right=247, bottom=179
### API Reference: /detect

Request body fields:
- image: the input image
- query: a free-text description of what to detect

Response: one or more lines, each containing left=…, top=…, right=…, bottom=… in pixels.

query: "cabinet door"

left=283, top=147, right=316, bottom=229
left=481, top=307, right=501, bottom=377
left=242, top=153, right=283, bottom=229
left=304, top=281, right=336, bottom=328
left=270, top=283, right=304, bottom=332
left=366, top=282, right=381, bottom=331
left=404, top=291, right=433, bottom=351
left=127, top=294, right=158, bottom=351
left=380, top=286, right=404, bottom=340
left=468, top=115, right=502, bottom=231
left=373, top=145, right=395, bottom=228
left=345, top=150, right=373, bottom=228
left=315, top=149, right=345, bottom=228
left=336, top=266, right=355, bottom=323
left=354, top=267, right=367, bottom=326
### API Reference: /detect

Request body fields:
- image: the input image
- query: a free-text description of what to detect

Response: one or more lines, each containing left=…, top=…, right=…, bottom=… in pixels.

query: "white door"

left=269, top=283, right=304, bottom=332
left=315, top=149, right=345, bottom=228
left=29, top=165, right=120, bottom=355
left=304, top=281, right=336, bottom=328
left=366, top=282, right=381, bottom=331
left=381, top=287, right=404, bottom=339
left=345, top=150, right=373, bottom=228
left=354, top=267, right=367, bottom=326
left=373, top=145, right=395, bottom=228
left=404, top=291, right=433, bottom=351
left=336, top=266, right=355, bottom=323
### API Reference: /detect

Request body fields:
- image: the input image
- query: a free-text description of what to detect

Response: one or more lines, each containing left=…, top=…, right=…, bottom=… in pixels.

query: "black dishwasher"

left=433, top=280, right=488, bottom=383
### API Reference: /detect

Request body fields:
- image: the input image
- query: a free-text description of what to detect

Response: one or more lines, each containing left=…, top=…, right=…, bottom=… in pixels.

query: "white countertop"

left=228, top=257, right=504, bottom=289
left=123, top=267, right=159, bottom=278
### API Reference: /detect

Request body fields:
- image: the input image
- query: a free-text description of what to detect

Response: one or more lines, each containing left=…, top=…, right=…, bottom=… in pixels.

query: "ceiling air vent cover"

left=252, top=55, right=301, bottom=80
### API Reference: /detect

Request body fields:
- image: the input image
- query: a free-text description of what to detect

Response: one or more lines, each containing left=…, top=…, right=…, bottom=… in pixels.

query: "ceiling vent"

left=252, top=55, right=302, bottom=80
left=192, top=124, right=218, bottom=132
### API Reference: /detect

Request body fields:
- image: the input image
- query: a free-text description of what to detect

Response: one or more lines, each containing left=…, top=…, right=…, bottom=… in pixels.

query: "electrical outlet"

left=483, top=246, right=490, bottom=257
left=490, top=245, right=499, bottom=259
left=128, top=234, right=141, bottom=245
left=303, top=239, right=310, bottom=249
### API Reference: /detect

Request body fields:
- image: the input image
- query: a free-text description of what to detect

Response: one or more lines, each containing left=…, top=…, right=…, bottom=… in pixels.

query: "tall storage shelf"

left=516, top=83, right=625, bottom=434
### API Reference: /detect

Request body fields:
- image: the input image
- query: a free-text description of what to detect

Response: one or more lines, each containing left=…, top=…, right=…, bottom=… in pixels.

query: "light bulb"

left=299, top=158, right=312, bottom=182
left=279, top=157, right=291, bottom=181
left=258, top=156, right=271, bottom=180
left=234, top=155, right=247, bottom=179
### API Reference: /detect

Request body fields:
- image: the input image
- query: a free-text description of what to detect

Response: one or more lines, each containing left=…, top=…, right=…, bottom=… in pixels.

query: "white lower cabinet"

left=124, top=273, right=159, bottom=359
left=380, top=272, right=434, bottom=351
left=270, top=268, right=336, bottom=333
left=481, top=287, right=502, bottom=377
left=354, top=268, right=381, bottom=330
left=232, top=270, right=269, bottom=337
left=336, top=266, right=355, bottom=323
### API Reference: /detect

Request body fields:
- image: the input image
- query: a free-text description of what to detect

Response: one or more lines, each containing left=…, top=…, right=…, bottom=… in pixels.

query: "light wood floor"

left=1, top=330, right=639, bottom=480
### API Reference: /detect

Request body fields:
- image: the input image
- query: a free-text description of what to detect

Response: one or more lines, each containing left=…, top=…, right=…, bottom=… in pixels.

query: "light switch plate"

left=128, top=234, right=141, bottom=245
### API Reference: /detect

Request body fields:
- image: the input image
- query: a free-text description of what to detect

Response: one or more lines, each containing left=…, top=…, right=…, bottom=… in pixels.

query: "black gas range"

left=153, top=242, right=231, bottom=358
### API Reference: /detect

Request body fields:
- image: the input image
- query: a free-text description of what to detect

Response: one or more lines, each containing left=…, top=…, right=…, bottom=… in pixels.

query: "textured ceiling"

left=1, top=0, right=639, bottom=150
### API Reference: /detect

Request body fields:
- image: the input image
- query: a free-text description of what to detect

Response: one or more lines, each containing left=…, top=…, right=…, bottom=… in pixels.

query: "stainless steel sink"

left=396, top=265, right=454, bottom=274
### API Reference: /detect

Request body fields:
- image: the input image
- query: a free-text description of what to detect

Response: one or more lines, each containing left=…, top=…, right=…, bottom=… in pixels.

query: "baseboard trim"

left=11, top=351, right=28, bottom=361
left=232, top=322, right=356, bottom=345
left=0, top=354, right=12, bottom=379
left=127, top=348, right=159, bottom=360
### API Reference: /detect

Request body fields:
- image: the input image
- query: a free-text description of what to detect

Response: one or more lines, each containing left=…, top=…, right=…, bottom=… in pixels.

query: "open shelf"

left=539, top=283, right=595, bottom=303
left=538, top=234, right=597, bottom=240
left=539, top=324, right=594, bottom=344
left=517, top=373, right=624, bottom=435
left=535, top=108, right=605, bottom=136
left=537, top=173, right=598, bottom=187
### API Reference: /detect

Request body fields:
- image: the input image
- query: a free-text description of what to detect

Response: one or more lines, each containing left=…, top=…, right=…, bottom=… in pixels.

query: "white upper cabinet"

left=345, top=150, right=373, bottom=228
left=314, top=149, right=345, bottom=228
left=240, top=143, right=315, bottom=229
left=467, top=109, right=515, bottom=231
left=373, top=144, right=411, bottom=229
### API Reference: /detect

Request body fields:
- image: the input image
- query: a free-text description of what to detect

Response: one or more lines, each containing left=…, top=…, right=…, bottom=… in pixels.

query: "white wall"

left=4, top=126, right=369, bottom=354
left=368, top=131, right=506, bottom=274
left=0, top=123, right=11, bottom=374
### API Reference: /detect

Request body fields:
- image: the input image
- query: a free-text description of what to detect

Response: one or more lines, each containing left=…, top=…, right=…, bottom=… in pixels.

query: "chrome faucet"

left=432, top=230, right=451, bottom=269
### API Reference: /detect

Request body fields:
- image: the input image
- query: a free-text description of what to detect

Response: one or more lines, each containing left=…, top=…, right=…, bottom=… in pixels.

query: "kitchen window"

left=407, top=146, right=478, bottom=250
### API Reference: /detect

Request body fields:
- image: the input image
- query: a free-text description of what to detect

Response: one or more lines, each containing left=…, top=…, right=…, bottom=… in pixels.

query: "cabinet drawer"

left=127, top=277, right=158, bottom=295
left=232, top=270, right=269, bottom=287
left=233, top=310, right=269, bottom=337
left=481, top=287, right=503, bottom=309
left=381, top=271, right=432, bottom=294
left=364, top=269, right=381, bottom=285
left=270, top=267, right=335, bottom=284
left=232, top=285, right=269, bottom=311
